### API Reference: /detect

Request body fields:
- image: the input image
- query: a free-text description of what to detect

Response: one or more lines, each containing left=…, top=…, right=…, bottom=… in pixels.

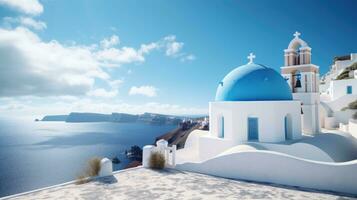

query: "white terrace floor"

left=5, top=167, right=355, bottom=200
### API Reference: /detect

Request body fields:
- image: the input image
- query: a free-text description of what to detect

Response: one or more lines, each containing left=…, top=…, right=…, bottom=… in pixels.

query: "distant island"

left=40, top=112, right=201, bottom=125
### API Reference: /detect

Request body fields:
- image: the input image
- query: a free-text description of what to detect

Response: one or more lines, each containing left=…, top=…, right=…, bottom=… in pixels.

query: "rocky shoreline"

left=124, top=119, right=205, bottom=168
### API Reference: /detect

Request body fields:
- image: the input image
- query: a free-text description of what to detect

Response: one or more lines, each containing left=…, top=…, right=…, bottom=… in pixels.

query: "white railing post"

left=143, top=145, right=155, bottom=168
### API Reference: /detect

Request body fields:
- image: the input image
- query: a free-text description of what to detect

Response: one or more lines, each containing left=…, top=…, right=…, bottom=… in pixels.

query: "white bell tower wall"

left=280, top=32, right=320, bottom=135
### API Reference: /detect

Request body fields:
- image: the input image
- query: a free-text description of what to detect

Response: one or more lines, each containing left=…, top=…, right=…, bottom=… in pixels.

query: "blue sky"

left=0, top=0, right=356, bottom=118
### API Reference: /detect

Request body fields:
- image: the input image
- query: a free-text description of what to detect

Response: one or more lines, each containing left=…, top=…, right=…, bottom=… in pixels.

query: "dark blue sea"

left=0, top=118, right=176, bottom=197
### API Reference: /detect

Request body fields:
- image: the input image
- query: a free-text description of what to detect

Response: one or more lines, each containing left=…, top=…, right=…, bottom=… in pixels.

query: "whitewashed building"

left=318, top=53, right=357, bottom=129
left=321, top=53, right=357, bottom=101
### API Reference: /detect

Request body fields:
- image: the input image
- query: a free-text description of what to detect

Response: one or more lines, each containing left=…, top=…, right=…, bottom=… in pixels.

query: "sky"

left=0, top=0, right=356, bottom=119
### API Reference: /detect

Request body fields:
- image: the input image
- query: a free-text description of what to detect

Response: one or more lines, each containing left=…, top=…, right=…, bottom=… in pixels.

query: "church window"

left=248, top=117, right=258, bottom=141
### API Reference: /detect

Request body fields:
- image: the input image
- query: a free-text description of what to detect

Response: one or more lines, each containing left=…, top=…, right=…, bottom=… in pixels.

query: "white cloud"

left=86, top=79, right=123, bottom=98
left=100, top=35, right=120, bottom=49
left=0, top=22, right=194, bottom=98
left=139, top=42, right=159, bottom=54
left=163, top=35, right=184, bottom=56
left=4, top=17, right=47, bottom=30
left=19, top=17, right=46, bottom=30
left=86, top=88, right=118, bottom=98
left=108, top=79, right=123, bottom=89
left=129, top=85, right=158, bottom=97
left=96, top=47, right=145, bottom=66
left=95, top=41, right=160, bottom=67
left=0, top=27, right=106, bottom=97
left=0, top=0, right=43, bottom=15
left=180, top=54, right=196, bottom=62
left=166, top=41, right=183, bottom=56
left=0, top=98, right=208, bottom=118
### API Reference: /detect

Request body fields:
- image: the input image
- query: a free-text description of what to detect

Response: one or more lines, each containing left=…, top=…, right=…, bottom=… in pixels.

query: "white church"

left=143, top=32, right=357, bottom=195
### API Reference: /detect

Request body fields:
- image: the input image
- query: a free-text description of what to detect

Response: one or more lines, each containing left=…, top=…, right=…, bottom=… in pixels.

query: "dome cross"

left=247, top=53, right=256, bottom=64
left=293, top=31, right=301, bottom=38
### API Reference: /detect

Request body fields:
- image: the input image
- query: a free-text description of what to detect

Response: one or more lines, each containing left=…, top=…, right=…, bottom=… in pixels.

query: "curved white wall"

left=246, top=142, right=334, bottom=162
left=324, top=94, right=357, bottom=111
left=177, top=151, right=357, bottom=195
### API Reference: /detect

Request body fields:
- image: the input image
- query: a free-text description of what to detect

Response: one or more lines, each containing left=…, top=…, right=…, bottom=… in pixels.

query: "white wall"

left=325, top=117, right=337, bottom=129
left=323, top=94, right=357, bottom=112
left=293, top=93, right=320, bottom=134
left=210, top=101, right=302, bottom=144
left=349, top=120, right=357, bottom=136
left=177, top=150, right=357, bottom=195
left=330, top=79, right=357, bottom=101
left=334, top=109, right=355, bottom=124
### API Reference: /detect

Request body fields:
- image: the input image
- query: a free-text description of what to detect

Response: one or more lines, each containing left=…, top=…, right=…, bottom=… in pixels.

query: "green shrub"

left=353, top=112, right=357, bottom=120
left=76, top=157, right=101, bottom=184
left=336, top=71, right=350, bottom=80
left=348, top=100, right=357, bottom=110
left=341, top=107, right=348, bottom=111
left=149, top=152, right=165, bottom=169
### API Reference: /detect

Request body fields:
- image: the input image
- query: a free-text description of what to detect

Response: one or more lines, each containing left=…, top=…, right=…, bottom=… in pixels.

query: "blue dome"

left=215, top=63, right=292, bottom=101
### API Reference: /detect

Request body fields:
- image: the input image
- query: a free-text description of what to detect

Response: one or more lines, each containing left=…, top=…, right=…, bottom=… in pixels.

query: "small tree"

left=149, top=152, right=165, bottom=170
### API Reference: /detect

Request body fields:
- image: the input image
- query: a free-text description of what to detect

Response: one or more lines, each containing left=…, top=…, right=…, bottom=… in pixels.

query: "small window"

left=347, top=86, right=352, bottom=94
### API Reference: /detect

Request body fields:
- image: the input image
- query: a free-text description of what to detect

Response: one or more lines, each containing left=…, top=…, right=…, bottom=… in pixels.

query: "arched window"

left=218, top=115, right=224, bottom=138
left=284, top=114, right=293, bottom=140
left=221, top=116, right=224, bottom=138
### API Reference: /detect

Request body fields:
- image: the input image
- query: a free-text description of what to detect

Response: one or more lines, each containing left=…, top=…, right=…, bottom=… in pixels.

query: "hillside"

left=336, top=62, right=357, bottom=80
left=41, top=112, right=188, bottom=125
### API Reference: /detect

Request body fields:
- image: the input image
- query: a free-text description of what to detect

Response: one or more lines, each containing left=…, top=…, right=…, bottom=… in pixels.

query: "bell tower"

left=281, top=32, right=320, bottom=135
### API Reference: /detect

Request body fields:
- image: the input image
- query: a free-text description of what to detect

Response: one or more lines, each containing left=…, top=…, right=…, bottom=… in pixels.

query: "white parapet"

left=349, top=119, right=357, bottom=136
left=143, top=145, right=155, bottom=168
left=324, top=117, right=336, bottom=129
left=339, top=123, right=349, bottom=133
left=99, top=158, right=113, bottom=177
left=143, top=140, right=177, bottom=168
